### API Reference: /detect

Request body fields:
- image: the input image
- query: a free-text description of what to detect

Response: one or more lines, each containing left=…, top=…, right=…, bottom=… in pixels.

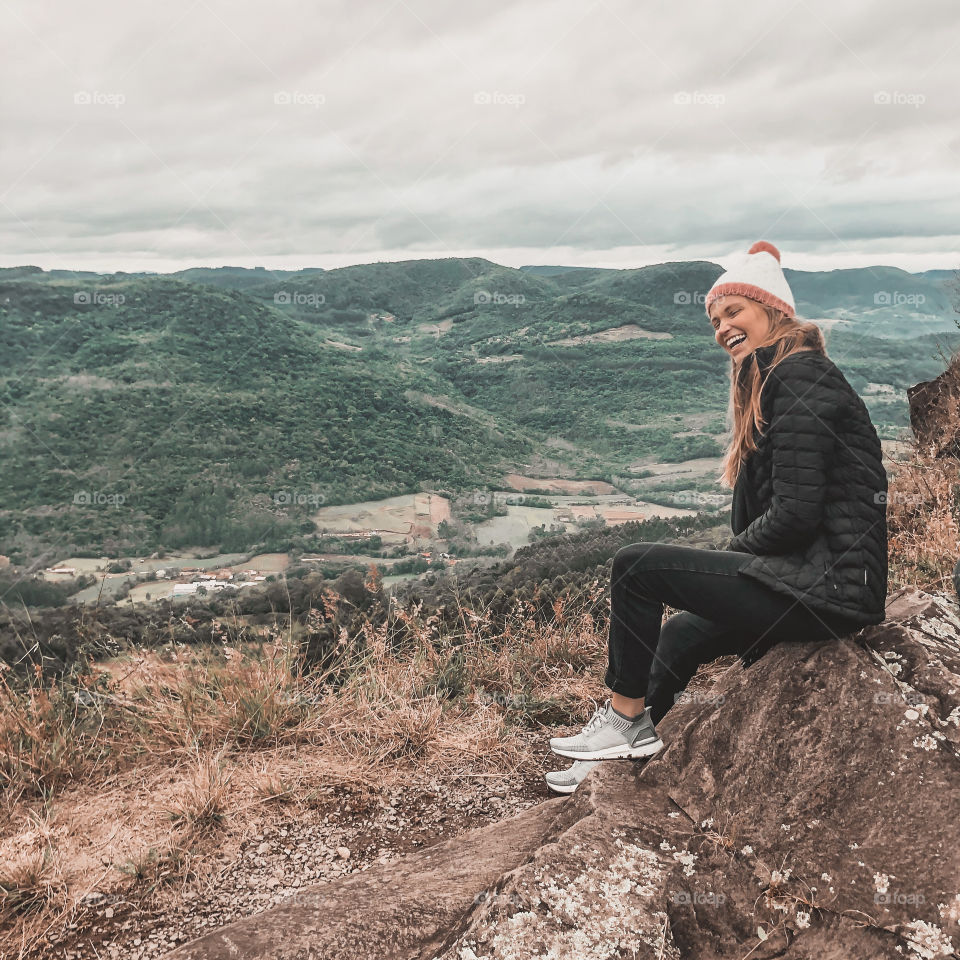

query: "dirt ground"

left=502, top=474, right=618, bottom=495
left=0, top=734, right=567, bottom=960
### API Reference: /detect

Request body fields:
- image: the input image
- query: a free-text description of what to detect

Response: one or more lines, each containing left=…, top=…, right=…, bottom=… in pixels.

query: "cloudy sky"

left=2, top=0, right=958, bottom=274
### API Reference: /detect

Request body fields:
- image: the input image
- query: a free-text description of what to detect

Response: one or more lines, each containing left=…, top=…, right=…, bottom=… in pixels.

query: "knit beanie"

left=704, top=241, right=796, bottom=319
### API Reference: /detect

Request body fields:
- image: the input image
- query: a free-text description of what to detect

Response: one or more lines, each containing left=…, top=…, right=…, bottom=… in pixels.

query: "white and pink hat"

left=704, top=241, right=796, bottom=319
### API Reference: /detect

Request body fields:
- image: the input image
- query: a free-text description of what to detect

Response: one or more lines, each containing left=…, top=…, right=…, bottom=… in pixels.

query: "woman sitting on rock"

left=545, top=240, right=889, bottom=794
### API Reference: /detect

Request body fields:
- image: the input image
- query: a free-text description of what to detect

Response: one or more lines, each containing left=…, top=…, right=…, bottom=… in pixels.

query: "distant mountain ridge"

left=3, top=257, right=955, bottom=325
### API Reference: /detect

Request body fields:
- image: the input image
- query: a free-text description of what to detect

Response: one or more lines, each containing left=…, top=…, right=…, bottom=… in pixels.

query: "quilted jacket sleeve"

left=726, top=358, right=838, bottom=556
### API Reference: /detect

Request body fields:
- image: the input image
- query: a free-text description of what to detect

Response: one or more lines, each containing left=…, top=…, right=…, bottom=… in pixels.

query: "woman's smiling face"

left=708, top=295, right=774, bottom=360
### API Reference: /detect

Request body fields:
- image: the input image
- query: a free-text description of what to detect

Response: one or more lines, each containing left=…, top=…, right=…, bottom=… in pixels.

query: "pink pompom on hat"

left=704, top=241, right=796, bottom=319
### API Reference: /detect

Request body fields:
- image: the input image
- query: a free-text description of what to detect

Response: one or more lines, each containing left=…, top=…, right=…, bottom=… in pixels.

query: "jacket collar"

left=753, top=343, right=779, bottom=372
left=741, top=342, right=779, bottom=377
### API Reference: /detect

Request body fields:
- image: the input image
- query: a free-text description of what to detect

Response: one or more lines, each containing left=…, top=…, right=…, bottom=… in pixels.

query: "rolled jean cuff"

left=604, top=667, right=646, bottom=699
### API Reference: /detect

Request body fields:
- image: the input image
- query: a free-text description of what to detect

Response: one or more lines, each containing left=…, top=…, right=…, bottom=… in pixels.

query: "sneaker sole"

left=549, top=738, right=664, bottom=761
left=544, top=778, right=579, bottom=794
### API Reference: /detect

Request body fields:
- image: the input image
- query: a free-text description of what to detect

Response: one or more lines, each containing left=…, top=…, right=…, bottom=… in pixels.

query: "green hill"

left=0, top=274, right=534, bottom=561
left=2, top=256, right=957, bottom=567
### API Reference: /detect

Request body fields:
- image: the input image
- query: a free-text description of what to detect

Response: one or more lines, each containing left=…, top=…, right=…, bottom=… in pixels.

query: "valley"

left=1, top=256, right=956, bottom=609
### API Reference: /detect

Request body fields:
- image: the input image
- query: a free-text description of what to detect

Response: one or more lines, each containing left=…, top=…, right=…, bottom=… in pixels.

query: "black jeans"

left=604, top=542, right=863, bottom=726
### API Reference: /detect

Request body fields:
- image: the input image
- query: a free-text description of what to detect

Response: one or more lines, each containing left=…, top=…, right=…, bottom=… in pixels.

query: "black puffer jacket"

left=726, top=343, right=888, bottom=625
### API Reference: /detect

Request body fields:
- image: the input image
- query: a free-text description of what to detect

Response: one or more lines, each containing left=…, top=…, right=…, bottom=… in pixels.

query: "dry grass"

left=115, top=838, right=194, bottom=896
left=0, top=807, right=70, bottom=949
left=886, top=343, right=960, bottom=592
left=0, top=842, right=66, bottom=920
left=250, top=767, right=300, bottom=805
left=886, top=443, right=960, bottom=593
left=164, top=751, right=234, bottom=833
left=0, top=580, right=610, bottom=956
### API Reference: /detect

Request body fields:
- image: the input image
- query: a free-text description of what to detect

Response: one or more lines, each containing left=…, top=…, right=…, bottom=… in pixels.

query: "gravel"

left=34, top=752, right=559, bottom=960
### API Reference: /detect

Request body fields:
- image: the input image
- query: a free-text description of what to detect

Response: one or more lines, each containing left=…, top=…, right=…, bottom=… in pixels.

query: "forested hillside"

left=1, top=257, right=957, bottom=566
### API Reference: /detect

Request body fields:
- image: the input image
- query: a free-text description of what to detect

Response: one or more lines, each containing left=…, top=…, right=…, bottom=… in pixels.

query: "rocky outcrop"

left=908, top=360, right=960, bottom=457
left=167, top=588, right=960, bottom=959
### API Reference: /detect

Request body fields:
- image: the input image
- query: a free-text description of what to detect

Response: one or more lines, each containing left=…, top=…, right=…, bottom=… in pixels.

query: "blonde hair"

left=719, top=303, right=827, bottom=488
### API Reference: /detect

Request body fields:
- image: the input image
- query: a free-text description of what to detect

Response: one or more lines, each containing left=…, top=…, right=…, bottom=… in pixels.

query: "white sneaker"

left=549, top=700, right=664, bottom=761
left=544, top=759, right=602, bottom=794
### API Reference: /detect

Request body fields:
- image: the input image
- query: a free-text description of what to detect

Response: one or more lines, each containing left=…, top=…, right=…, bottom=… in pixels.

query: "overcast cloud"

left=2, top=0, right=959, bottom=273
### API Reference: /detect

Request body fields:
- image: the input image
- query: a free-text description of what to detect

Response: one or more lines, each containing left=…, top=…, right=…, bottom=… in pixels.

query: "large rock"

left=168, top=588, right=960, bottom=959
left=908, top=361, right=960, bottom=457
